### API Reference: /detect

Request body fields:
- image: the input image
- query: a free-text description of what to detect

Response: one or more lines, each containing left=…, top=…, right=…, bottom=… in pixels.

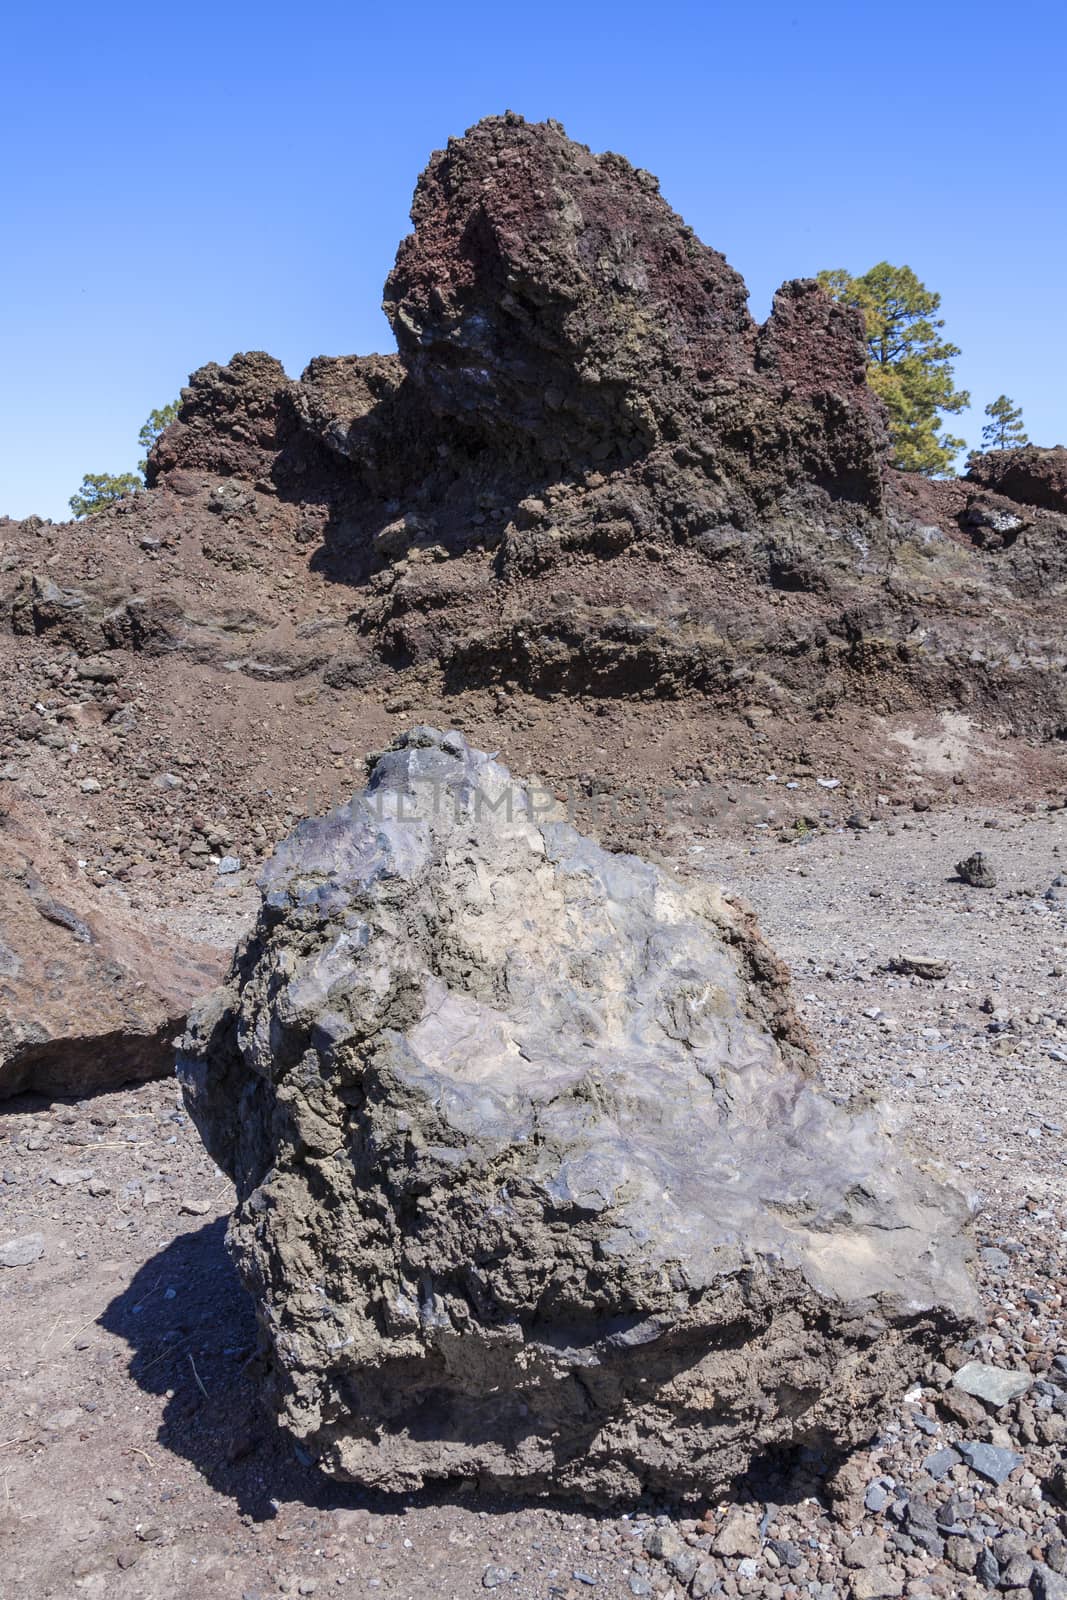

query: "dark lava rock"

left=956, top=852, right=998, bottom=889
left=383, top=113, right=886, bottom=504
left=178, top=727, right=977, bottom=1503
left=966, top=444, right=1067, bottom=514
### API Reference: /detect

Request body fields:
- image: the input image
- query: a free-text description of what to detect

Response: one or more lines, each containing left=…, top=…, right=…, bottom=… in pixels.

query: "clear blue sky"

left=2, top=0, right=1063, bottom=521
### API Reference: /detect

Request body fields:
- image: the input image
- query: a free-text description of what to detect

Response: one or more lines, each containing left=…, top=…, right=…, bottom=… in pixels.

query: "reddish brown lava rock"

left=966, top=444, right=1067, bottom=515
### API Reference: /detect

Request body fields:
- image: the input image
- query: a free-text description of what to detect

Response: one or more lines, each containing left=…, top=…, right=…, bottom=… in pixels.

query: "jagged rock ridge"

left=128, top=113, right=1067, bottom=731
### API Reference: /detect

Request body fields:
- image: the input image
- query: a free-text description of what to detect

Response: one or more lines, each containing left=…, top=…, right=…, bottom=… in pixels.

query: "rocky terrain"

left=1, top=121, right=1065, bottom=1076
left=1, top=804, right=1064, bottom=1599
left=0, top=109, right=1065, bottom=1600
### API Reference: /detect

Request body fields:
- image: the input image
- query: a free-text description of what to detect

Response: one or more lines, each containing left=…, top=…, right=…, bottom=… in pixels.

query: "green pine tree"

left=69, top=399, right=180, bottom=518
left=981, top=395, right=1028, bottom=451
left=816, top=263, right=969, bottom=476
left=68, top=471, right=144, bottom=518
left=136, top=401, right=180, bottom=473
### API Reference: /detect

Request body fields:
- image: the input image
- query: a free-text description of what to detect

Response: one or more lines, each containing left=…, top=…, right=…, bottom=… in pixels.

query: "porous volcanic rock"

left=178, top=727, right=977, bottom=1503
left=966, top=444, right=1067, bottom=515
left=382, top=112, right=886, bottom=503
left=0, top=796, right=226, bottom=1099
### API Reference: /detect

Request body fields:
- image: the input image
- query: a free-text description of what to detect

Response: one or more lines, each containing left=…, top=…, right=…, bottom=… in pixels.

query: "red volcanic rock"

left=966, top=445, right=1067, bottom=515
left=384, top=114, right=753, bottom=466
left=382, top=114, right=886, bottom=509
left=147, top=351, right=299, bottom=490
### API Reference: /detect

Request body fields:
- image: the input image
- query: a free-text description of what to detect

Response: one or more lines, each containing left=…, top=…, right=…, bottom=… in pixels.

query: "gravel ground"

left=1, top=802, right=1064, bottom=1600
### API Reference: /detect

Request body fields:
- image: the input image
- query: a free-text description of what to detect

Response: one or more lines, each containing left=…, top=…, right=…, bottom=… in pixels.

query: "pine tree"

left=981, top=395, right=1028, bottom=451
left=69, top=400, right=179, bottom=518
left=817, top=263, right=969, bottom=476
left=68, top=472, right=143, bottom=518
left=137, top=401, right=180, bottom=473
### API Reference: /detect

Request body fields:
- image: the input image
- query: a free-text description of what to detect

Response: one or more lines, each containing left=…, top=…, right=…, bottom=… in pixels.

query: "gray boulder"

left=178, top=727, right=977, bottom=1503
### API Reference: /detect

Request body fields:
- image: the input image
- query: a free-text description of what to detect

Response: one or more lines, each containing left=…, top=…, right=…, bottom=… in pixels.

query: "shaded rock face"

left=384, top=115, right=755, bottom=467
left=966, top=445, right=1067, bottom=515
left=178, top=728, right=977, bottom=1504
left=383, top=114, right=885, bottom=503
left=0, top=797, right=225, bottom=1099
left=155, top=114, right=886, bottom=514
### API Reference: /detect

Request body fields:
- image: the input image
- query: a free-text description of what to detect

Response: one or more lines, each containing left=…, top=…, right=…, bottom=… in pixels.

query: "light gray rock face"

left=178, top=727, right=978, bottom=1503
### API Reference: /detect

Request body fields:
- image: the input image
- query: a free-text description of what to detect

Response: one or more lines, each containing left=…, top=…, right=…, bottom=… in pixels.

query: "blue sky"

left=2, top=0, right=1064, bottom=521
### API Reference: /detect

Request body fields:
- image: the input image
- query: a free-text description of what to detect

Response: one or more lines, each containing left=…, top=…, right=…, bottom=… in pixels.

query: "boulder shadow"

left=101, top=1218, right=845, bottom=1523
left=98, top=1220, right=626, bottom=1525
left=100, top=1217, right=362, bottom=1520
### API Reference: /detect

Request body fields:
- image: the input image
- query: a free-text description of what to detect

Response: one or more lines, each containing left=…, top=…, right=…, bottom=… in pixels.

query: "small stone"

left=49, top=1167, right=92, bottom=1187
left=0, top=1232, right=45, bottom=1267
left=975, top=1548, right=999, bottom=1588
left=664, top=1546, right=699, bottom=1584
left=979, top=1247, right=1011, bottom=1270
left=850, top=1568, right=902, bottom=1599
left=952, top=1362, right=1032, bottom=1406
left=998, top=1555, right=1033, bottom=1588
left=711, top=1509, right=761, bottom=1558
left=945, top=1536, right=977, bottom=1573
left=938, top=1386, right=989, bottom=1429
left=1032, top=1565, right=1067, bottom=1600
left=845, top=1535, right=885, bottom=1569
left=87, top=1178, right=111, bottom=1197
left=690, top=1561, right=719, bottom=1599
left=644, top=1528, right=682, bottom=1561
left=923, top=1447, right=961, bottom=1481
left=481, top=1566, right=511, bottom=1589
left=891, top=955, right=950, bottom=980
left=116, top=1549, right=140, bottom=1570
left=79, top=777, right=102, bottom=794
left=767, top=1538, right=803, bottom=1569
left=217, top=855, right=241, bottom=875
left=957, top=1440, right=1022, bottom=1483
left=180, top=1198, right=212, bottom=1216
left=865, top=1483, right=892, bottom=1513
left=955, top=852, right=997, bottom=888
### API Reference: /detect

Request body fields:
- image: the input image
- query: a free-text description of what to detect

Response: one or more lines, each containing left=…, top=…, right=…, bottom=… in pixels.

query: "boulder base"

left=179, top=728, right=977, bottom=1503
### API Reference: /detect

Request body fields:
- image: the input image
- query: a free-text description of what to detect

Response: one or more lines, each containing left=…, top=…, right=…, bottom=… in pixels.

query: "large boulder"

left=0, top=797, right=226, bottom=1099
left=178, top=728, right=977, bottom=1503
left=383, top=113, right=886, bottom=503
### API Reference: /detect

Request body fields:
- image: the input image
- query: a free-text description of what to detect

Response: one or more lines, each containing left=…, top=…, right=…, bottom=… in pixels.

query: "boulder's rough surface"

left=179, top=727, right=977, bottom=1503
left=0, top=797, right=226, bottom=1099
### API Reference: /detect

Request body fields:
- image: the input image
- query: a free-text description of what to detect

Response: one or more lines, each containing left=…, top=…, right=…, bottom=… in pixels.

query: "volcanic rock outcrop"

left=966, top=444, right=1067, bottom=515
left=130, top=113, right=1066, bottom=731
left=178, top=727, right=977, bottom=1503
left=6, top=112, right=1066, bottom=766
left=0, top=794, right=226, bottom=1098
